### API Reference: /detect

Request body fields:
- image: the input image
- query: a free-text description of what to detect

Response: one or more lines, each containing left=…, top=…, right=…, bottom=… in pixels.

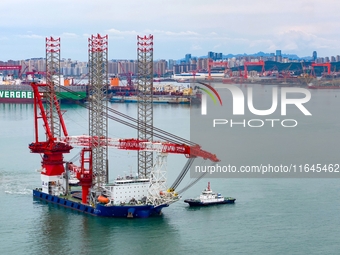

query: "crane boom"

left=47, top=83, right=220, bottom=163
left=58, top=136, right=219, bottom=162
left=29, top=82, right=71, bottom=154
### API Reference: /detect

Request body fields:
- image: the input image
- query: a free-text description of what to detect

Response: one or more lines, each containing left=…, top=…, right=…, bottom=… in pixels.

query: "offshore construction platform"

left=29, top=34, right=219, bottom=218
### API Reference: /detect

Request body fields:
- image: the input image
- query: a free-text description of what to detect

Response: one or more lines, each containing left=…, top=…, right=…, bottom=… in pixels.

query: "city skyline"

left=1, top=0, right=340, bottom=61
left=2, top=48, right=339, bottom=63
left=2, top=50, right=338, bottom=78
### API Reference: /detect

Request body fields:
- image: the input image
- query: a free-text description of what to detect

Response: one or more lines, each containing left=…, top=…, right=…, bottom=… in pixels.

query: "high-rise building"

left=196, top=58, right=209, bottom=70
left=185, top=54, right=191, bottom=63
left=312, top=51, right=317, bottom=62
left=173, top=64, right=190, bottom=74
left=108, top=61, right=118, bottom=75
left=154, top=60, right=167, bottom=75
left=207, top=51, right=223, bottom=61
left=168, top=59, right=175, bottom=71
left=276, top=50, right=282, bottom=62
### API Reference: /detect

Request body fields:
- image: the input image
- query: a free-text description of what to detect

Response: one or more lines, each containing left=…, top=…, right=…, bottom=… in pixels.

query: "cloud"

left=60, top=32, right=78, bottom=38
left=106, top=29, right=138, bottom=36
left=160, top=30, right=199, bottom=37
left=191, top=44, right=202, bottom=51
left=16, top=32, right=78, bottom=40
left=213, top=44, right=223, bottom=50
left=17, top=34, right=44, bottom=39
left=105, top=28, right=201, bottom=38
left=273, top=30, right=338, bottom=53
left=2, top=0, right=340, bottom=60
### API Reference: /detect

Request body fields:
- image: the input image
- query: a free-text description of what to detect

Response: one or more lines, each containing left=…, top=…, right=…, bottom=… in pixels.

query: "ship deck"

left=33, top=188, right=96, bottom=216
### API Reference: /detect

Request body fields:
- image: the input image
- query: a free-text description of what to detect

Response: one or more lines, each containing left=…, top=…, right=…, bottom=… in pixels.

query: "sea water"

left=1, top=84, right=340, bottom=255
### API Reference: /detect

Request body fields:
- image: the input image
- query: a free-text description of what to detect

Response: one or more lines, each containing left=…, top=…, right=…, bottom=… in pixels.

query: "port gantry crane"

left=243, top=60, right=265, bottom=79
left=118, top=61, right=134, bottom=89
left=29, top=35, right=219, bottom=208
left=0, top=65, right=22, bottom=78
left=207, top=59, right=229, bottom=80
left=311, top=62, right=331, bottom=77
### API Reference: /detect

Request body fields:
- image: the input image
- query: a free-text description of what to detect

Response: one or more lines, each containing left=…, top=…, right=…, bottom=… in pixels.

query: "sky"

left=1, top=0, right=340, bottom=61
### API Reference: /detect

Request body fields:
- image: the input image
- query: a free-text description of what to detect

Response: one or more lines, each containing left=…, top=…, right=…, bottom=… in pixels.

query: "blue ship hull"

left=33, top=189, right=168, bottom=218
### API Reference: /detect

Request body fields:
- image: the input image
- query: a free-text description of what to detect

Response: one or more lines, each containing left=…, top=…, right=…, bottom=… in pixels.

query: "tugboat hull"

left=184, top=197, right=236, bottom=207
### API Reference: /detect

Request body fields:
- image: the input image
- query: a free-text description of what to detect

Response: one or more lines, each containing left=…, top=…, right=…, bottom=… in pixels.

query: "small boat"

left=184, top=182, right=235, bottom=206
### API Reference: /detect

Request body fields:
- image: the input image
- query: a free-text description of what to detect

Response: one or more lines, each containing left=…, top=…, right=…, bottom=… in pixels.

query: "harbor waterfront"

left=1, top=84, right=340, bottom=254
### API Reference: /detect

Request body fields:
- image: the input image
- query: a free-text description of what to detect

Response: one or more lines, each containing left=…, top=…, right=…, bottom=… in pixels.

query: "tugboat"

left=184, top=182, right=235, bottom=207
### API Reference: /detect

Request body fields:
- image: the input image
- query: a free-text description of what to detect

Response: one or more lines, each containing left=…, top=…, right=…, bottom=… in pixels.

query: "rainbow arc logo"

left=197, top=82, right=223, bottom=115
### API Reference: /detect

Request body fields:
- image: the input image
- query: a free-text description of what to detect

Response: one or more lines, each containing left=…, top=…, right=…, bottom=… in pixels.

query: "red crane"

left=60, top=136, right=219, bottom=162
left=311, top=62, right=331, bottom=76
left=207, top=59, right=229, bottom=79
left=25, top=71, right=46, bottom=82
left=29, top=35, right=220, bottom=215
left=118, top=62, right=134, bottom=88
left=0, top=65, right=22, bottom=78
left=243, top=60, right=265, bottom=79
left=29, top=80, right=219, bottom=203
left=29, top=83, right=72, bottom=177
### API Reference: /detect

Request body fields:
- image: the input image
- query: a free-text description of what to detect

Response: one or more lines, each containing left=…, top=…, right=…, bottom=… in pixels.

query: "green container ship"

left=0, top=84, right=87, bottom=103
